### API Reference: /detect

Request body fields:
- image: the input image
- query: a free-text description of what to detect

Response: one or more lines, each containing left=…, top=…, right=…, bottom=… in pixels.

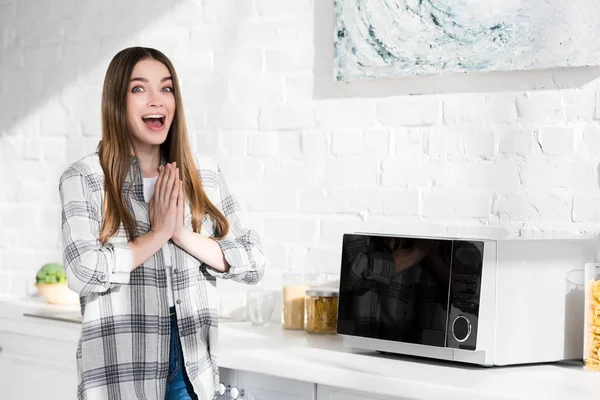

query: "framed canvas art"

left=334, top=0, right=600, bottom=80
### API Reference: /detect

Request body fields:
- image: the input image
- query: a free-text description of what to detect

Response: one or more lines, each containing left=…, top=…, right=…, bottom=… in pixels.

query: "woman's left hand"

left=172, top=179, right=186, bottom=244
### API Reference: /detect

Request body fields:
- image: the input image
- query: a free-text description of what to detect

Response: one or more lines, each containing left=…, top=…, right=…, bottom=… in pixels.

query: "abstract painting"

left=334, top=0, right=600, bottom=81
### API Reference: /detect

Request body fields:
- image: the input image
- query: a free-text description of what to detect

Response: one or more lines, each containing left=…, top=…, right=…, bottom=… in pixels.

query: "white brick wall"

left=2, top=0, right=600, bottom=299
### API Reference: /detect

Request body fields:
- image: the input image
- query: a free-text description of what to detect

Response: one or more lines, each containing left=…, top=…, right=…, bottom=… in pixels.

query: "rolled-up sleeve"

left=348, top=251, right=396, bottom=292
left=207, top=166, right=265, bottom=284
left=59, top=166, right=133, bottom=295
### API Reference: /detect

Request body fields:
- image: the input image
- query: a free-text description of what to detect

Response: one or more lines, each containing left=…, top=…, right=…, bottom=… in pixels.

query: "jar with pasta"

left=304, top=288, right=339, bottom=334
left=585, top=263, right=600, bottom=371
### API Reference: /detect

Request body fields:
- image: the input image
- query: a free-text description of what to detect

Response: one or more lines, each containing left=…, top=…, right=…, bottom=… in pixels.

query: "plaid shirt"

left=59, top=152, right=265, bottom=400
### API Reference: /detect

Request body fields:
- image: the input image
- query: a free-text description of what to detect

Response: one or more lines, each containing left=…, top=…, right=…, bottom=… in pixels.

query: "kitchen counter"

left=220, top=323, right=597, bottom=400
left=1, top=297, right=598, bottom=400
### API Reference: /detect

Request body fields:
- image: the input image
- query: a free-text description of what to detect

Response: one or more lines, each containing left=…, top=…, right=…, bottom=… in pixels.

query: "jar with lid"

left=282, top=272, right=317, bottom=330
left=304, top=288, right=339, bottom=334
left=584, top=262, right=600, bottom=372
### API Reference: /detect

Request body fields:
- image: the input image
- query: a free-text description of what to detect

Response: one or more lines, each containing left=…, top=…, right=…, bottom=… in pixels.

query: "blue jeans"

left=166, top=307, right=198, bottom=400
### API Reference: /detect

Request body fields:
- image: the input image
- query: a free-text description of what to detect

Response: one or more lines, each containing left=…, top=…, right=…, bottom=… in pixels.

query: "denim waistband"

left=169, top=306, right=176, bottom=317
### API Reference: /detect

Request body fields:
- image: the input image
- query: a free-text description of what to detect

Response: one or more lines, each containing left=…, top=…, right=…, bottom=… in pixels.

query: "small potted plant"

left=35, top=263, right=79, bottom=305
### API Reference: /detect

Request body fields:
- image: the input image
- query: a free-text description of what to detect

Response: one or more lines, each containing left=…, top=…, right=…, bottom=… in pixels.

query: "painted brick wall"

left=1, top=0, right=600, bottom=299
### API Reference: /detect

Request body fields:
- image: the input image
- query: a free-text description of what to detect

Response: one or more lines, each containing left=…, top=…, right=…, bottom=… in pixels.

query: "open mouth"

left=142, top=114, right=166, bottom=130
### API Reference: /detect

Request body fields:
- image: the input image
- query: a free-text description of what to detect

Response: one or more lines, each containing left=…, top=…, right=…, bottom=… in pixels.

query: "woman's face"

left=126, top=58, right=176, bottom=149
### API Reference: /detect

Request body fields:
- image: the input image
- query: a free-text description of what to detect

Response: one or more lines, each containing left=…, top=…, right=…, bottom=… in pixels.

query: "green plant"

left=36, top=263, right=67, bottom=284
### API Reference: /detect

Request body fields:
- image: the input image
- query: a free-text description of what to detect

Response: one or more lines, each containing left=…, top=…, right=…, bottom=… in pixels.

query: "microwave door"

left=337, top=234, right=453, bottom=348
left=413, top=239, right=453, bottom=347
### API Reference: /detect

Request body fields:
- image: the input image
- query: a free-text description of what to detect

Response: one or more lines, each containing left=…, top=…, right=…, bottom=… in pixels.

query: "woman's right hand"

left=149, top=162, right=180, bottom=242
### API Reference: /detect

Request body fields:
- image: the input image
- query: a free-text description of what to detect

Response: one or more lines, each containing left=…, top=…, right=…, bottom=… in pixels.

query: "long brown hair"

left=98, top=46, right=229, bottom=244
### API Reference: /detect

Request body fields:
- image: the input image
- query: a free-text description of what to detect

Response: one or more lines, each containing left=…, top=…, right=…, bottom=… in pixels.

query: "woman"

left=59, top=47, right=265, bottom=400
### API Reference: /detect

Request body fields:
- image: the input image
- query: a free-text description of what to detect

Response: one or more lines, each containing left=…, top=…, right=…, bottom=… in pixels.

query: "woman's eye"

left=132, top=86, right=144, bottom=93
left=162, top=87, right=173, bottom=93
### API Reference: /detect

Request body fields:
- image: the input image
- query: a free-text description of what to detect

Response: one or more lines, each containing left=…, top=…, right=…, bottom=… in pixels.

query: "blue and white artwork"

left=334, top=0, right=600, bottom=81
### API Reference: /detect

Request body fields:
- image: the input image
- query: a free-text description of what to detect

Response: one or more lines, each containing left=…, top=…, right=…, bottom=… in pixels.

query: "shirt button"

left=176, top=300, right=181, bottom=305
left=173, top=269, right=178, bottom=274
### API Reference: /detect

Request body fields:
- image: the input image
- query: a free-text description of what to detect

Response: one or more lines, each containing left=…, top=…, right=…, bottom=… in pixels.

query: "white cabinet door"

left=317, top=385, right=405, bottom=400
left=0, top=331, right=78, bottom=400
left=217, top=367, right=238, bottom=399
left=236, top=370, right=316, bottom=400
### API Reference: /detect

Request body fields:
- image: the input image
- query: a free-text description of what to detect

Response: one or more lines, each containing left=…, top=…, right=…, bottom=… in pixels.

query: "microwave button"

left=452, top=315, right=472, bottom=343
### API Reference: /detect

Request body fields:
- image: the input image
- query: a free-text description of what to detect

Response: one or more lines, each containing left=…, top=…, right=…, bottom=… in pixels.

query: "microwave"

left=337, top=233, right=596, bottom=366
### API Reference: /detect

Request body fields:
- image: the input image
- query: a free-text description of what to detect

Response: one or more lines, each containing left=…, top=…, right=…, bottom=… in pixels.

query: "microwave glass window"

left=337, top=234, right=484, bottom=348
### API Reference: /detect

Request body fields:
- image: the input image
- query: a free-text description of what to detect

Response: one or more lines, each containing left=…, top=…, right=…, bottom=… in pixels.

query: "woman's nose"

left=147, top=91, right=163, bottom=107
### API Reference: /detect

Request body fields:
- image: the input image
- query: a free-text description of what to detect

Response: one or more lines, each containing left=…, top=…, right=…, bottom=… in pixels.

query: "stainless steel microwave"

left=337, top=233, right=596, bottom=366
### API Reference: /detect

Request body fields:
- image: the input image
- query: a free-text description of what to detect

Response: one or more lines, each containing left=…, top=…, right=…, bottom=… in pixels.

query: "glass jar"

left=247, top=289, right=276, bottom=326
left=282, top=272, right=316, bottom=330
left=584, top=263, right=600, bottom=371
left=304, top=288, right=339, bottom=334
left=565, top=269, right=585, bottom=357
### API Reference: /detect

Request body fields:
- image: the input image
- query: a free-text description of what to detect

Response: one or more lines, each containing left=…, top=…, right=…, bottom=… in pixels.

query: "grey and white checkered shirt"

left=59, top=151, right=265, bottom=400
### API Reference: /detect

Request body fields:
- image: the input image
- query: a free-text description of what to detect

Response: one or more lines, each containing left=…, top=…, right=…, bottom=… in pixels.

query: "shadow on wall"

left=0, top=0, right=189, bottom=135
left=312, top=0, right=600, bottom=98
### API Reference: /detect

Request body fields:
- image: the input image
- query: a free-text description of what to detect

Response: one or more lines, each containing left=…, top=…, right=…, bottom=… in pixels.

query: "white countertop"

left=1, top=297, right=598, bottom=400
left=219, top=322, right=598, bottom=400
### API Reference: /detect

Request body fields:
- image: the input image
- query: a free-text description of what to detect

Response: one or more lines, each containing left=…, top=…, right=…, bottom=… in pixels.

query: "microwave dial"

left=452, top=315, right=472, bottom=343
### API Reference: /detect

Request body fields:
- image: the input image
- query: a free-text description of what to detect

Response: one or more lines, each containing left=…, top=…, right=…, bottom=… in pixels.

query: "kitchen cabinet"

left=0, top=330, right=78, bottom=400
left=216, top=368, right=404, bottom=400
left=317, top=385, right=403, bottom=400
left=217, top=367, right=238, bottom=398
left=238, top=370, right=316, bottom=400
left=218, top=367, right=316, bottom=400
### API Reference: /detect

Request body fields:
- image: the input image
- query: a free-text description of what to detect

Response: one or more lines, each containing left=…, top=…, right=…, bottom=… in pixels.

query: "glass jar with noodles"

left=584, top=263, right=600, bottom=372
left=304, top=288, right=339, bottom=334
